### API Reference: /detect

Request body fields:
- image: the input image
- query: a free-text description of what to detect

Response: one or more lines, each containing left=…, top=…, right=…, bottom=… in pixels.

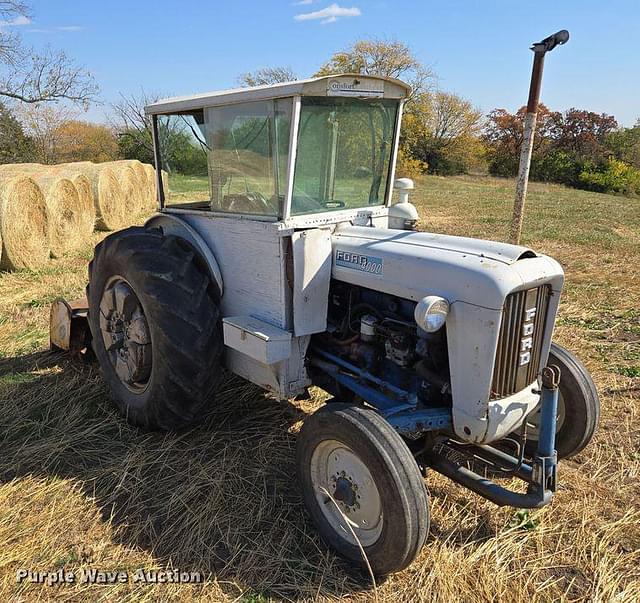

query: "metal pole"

left=510, top=30, right=570, bottom=245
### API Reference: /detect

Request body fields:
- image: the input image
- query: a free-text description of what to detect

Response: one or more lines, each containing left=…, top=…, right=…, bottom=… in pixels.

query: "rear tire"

left=525, top=343, right=600, bottom=459
left=87, top=226, right=223, bottom=430
left=297, top=404, right=429, bottom=575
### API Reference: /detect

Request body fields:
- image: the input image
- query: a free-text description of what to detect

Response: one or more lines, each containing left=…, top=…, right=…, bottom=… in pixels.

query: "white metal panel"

left=292, top=228, right=332, bottom=336
left=223, top=316, right=291, bottom=364
left=145, top=74, right=410, bottom=114
left=180, top=214, right=289, bottom=328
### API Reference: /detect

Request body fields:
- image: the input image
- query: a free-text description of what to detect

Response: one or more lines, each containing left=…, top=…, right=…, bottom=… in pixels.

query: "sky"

left=8, top=1, right=640, bottom=126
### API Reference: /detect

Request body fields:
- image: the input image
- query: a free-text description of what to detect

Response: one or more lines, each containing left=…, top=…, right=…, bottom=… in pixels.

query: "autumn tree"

left=548, top=108, right=617, bottom=158
left=237, top=66, right=296, bottom=87
left=0, top=1, right=96, bottom=105
left=54, top=120, right=119, bottom=163
left=315, top=38, right=434, bottom=100
left=482, top=104, right=557, bottom=177
left=402, top=91, right=483, bottom=175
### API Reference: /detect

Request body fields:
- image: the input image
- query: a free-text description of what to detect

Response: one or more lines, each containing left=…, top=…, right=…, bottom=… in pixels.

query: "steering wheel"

left=225, top=191, right=276, bottom=214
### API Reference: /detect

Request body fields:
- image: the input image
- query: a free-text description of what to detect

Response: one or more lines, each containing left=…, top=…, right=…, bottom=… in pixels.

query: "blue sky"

left=13, top=1, right=640, bottom=126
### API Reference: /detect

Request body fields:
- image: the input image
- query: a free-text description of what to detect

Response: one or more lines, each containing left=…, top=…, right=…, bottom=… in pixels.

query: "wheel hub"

left=310, top=440, right=383, bottom=547
left=99, top=277, right=152, bottom=392
left=332, top=474, right=358, bottom=510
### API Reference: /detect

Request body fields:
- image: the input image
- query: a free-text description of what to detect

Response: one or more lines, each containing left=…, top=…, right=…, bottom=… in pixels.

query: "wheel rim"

left=99, top=276, right=152, bottom=393
left=310, top=439, right=383, bottom=547
left=526, top=389, right=566, bottom=439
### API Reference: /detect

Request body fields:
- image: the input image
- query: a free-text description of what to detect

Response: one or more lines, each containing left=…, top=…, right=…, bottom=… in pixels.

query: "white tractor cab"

left=53, top=74, right=599, bottom=574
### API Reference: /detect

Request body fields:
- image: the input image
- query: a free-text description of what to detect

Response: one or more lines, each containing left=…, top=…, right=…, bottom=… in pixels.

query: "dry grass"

left=0, top=175, right=638, bottom=601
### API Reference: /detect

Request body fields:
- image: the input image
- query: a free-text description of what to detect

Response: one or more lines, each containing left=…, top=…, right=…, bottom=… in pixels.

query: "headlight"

left=414, top=296, right=449, bottom=333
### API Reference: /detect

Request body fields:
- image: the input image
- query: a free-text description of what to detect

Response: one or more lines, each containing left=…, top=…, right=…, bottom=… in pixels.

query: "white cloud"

left=0, top=15, right=31, bottom=27
left=294, top=3, right=361, bottom=24
left=57, top=25, right=84, bottom=31
left=293, top=0, right=314, bottom=5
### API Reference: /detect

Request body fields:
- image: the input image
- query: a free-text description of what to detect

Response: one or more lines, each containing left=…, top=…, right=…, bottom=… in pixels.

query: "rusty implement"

left=50, top=297, right=92, bottom=356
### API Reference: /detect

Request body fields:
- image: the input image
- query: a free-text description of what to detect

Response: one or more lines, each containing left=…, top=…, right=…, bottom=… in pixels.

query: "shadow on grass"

left=0, top=350, right=398, bottom=599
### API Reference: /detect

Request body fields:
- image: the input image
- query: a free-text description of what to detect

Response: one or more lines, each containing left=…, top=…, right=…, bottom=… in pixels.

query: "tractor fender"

left=144, top=213, right=224, bottom=297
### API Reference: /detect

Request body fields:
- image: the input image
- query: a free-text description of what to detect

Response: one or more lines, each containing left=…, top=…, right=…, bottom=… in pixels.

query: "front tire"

left=87, top=227, right=223, bottom=430
left=525, top=343, right=600, bottom=459
left=297, top=404, right=429, bottom=575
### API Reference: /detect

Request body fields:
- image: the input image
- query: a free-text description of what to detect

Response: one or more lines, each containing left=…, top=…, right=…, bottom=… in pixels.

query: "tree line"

left=1, top=0, right=638, bottom=197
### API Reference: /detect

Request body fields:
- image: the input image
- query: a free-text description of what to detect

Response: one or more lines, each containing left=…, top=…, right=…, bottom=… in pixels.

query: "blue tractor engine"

left=312, top=281, right=452, bottom=411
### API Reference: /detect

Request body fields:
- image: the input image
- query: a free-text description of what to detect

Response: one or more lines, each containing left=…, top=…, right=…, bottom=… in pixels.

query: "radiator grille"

left=491, top=285, right=551, bottom=399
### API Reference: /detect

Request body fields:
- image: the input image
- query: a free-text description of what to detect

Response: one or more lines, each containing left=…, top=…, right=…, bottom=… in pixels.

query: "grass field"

left=0, top=175, right=638, bottom=601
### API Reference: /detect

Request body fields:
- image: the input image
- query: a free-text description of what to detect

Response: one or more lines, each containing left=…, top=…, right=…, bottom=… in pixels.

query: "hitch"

left=426, top=365, right=561, bottom=509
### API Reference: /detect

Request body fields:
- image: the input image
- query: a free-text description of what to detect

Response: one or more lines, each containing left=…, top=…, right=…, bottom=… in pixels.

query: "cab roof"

left=145, top=74, right=410, bottom=115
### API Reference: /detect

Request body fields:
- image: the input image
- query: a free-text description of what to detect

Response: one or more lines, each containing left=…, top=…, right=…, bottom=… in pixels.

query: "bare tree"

left=237, top=66, right=297, bottom=87
left=111, top=90, right=187, bottom=170
left=110, top=90, right=158, bottom=160
left=15, top=101, right=78, bottom=163
left=0, top=1, right=97, bottom=106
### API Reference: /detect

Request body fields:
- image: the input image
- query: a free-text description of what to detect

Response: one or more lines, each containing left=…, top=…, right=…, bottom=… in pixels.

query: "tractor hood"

left=331, top=226, right=563, bottom=310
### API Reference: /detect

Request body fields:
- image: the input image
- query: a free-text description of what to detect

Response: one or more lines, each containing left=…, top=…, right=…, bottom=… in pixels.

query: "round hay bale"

left=73, top=164, right=126, bottom=231
left=46, top=168, right=97, bottom=232
left=0, top=175, right=49, bottom=271
left=31, top=175, right=91, bottom=258
left=110, top=160, right=147, bottom=212
left=142, top=163, right=158, bottom=210
left=109, top=164, right=140, bottom=216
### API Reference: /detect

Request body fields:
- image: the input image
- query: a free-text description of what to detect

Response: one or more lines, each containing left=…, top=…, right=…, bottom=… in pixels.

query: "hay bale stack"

left=29, top=174, right=92, bottom=258
left=0, top=175, right=49, bottom=270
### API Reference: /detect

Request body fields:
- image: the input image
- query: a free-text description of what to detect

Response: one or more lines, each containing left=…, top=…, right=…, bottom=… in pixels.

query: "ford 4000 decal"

left=335, top=250, right=383, bottom=275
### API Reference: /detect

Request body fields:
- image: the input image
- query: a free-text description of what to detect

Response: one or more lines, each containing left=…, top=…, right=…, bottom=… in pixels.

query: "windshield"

left=291, top=97, right=399, bottom=216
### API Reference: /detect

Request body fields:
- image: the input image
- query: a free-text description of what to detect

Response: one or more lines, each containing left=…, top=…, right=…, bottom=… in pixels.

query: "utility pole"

left=510, top=30, right=570, bottom=245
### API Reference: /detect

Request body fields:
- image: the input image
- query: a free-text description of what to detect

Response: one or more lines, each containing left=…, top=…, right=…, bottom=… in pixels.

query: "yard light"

left=510, top=30, right=570, bottom=245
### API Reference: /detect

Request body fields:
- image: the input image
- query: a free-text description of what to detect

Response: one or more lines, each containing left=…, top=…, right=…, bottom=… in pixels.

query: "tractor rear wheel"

left=87, top=226, right=223, bottom=430
left=297, top=404, right=429, bottom=575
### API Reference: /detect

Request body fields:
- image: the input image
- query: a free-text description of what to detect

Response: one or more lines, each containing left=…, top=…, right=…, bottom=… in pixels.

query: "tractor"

left=50, top=74, right=599, bottom=575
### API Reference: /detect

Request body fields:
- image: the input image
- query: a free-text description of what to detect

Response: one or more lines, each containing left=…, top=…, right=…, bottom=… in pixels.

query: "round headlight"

left=414, top=296, right=449, bottom=333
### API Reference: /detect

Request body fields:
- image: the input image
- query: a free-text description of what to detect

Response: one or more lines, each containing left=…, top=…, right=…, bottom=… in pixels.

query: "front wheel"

left=525, top=343, right=600, bottom=459
left=297, top=404, right=429, bottom=575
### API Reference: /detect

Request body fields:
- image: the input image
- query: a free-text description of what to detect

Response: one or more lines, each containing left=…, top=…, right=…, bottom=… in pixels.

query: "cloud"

left=293, top=0, right=314, bottom=4
left=26, top=25, right=85, bottom=34
left=0, top=15, right=31, bottom=27
left=294, top=3, right=361, bottom=24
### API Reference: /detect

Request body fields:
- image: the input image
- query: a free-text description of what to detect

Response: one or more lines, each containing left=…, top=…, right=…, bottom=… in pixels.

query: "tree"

left=111, top=91, right=158, bottom=163
left=483, top=105, right=558, bottom=177
left=315, top=38, right=434, bottom=100
left=548, top=108, right=618, bottom=159
left=237, top=66, right=296, bottom=87
left=606, top=122, right=640, bottom=169
left=0, top=1, right=97, bottom=105
left=15, top=101, right=77, bottom=163
left=0, top=100, right=34, bottom=162
left=403, top=91, right=483, bottom=175
left=54, top=120, right=119, bottom=163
